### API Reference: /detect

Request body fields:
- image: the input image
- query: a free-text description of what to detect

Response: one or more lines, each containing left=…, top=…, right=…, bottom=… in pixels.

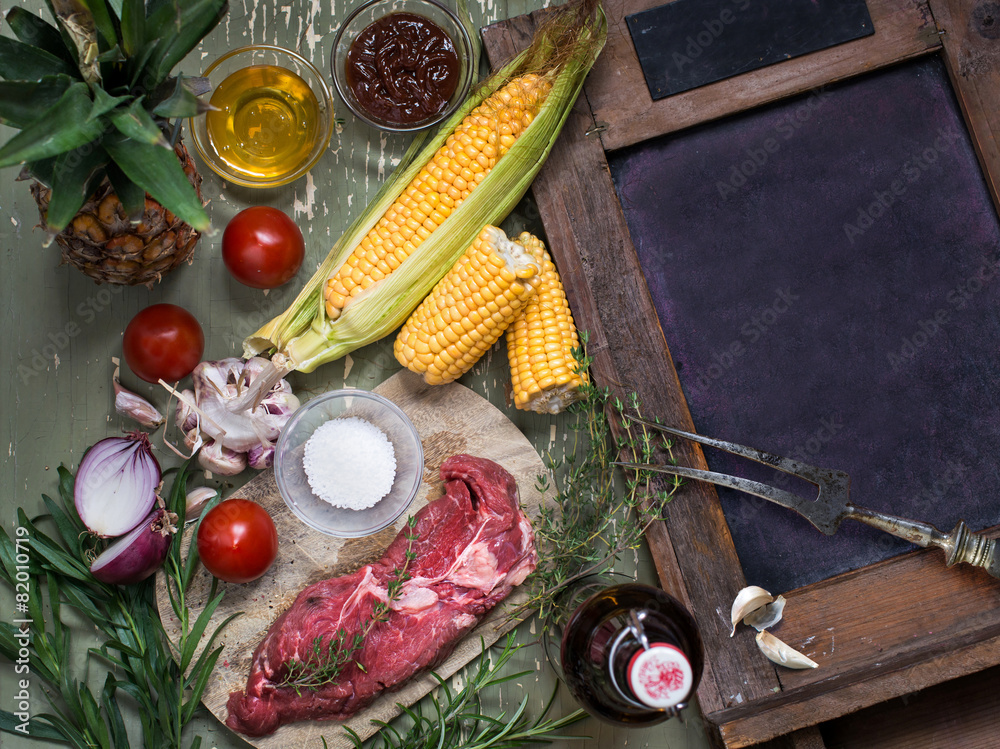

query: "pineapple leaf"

left=0, top=34, right=77, bottom=81
left=141, top=0, right=227, bottom=89
left=0, top=76, right=74, bottom=128
left=96, top=44, right=125, bottom=64
left=50, top=0, right=102, bottom=83
left=88, top=84, right=128, bottom=118
left=0, top=83, right=104, bottom=168
left=5, top=8, right=75, bottom=66
left=104, top=132, right=209, bottom=231
left=42, top=144, right=107, bottom=232
left=119, top=0, right=144, bottom=57
left=106, top=162, right=146, bottom=218
left=109, top=98, right=170, bottom=147
left=71, top=0, right=117, bottom=53
left=152, top=76, right=214, bottom=118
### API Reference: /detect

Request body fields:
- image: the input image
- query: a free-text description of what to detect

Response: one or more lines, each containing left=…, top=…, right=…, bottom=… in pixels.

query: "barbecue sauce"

left=345, top=12, right=460, bottom=126
left=559, top=583, right=704, bottom=726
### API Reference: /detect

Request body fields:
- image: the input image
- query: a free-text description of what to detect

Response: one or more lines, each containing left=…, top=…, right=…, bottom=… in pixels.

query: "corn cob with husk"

left=506, top=231, right=587, bottom=413
left=395, top=225, right=540, bottom=384
left=243, top=0, right=606, bottom=380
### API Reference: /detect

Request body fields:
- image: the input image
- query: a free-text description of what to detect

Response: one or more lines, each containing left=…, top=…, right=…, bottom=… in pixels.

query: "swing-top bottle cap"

left=627, top=643, right=694, bottom=709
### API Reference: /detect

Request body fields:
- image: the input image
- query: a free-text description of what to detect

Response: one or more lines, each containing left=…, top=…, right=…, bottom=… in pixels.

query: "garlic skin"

left=114, top=378, right=165, bottom=429
left=744, top=595, right=786, bottom=632
left=198, top=440, right=247, bottom=476
left=755, top=630, right=818, bottom=669
left=173, top=359, right=298, bottom=472
left=247, top=442, right=275, bottom=470
left=185, top=486, right=218, bottom=519
left=730, top=585, right=774, bottom=636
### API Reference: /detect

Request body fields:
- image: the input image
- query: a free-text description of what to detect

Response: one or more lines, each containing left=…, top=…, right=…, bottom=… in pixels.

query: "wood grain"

left=929, top=0, right=1000, bottom=210
left=155, top=371, right=548, bottom=748
left=586, top=0, right=940, bottom=152
left=485, top=1, right=1000, bottom=747
left=483, top=6, right=780, bottom=727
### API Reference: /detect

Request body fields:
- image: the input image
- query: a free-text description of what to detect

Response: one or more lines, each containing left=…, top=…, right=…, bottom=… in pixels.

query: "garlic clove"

left=731, top=585, right=774, bottom=636
left=185, top=486, right=218, bottom=520
left=744, top=595, right=786, bottom=632
left=198, top=440, right=247, bottom=476
left=755, top=630, right=818, bottom=669
left=113, top=372, right=165, bottom=429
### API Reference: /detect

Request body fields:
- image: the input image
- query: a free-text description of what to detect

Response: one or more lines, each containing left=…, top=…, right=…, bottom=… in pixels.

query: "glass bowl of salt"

left=274, top=389, right=424, bottom=537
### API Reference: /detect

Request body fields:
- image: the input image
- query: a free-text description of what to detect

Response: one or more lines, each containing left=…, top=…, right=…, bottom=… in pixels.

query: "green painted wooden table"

left=0, top=0, right=714, bottom=746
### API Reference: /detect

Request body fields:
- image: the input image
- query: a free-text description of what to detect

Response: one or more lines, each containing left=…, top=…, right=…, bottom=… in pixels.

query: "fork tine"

left=612, top=461, right=838, bottom=534
left=622, top=414, right=832, bottom=486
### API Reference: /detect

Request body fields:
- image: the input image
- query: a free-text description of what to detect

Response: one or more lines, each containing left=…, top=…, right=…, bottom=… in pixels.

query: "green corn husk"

left=243, top=0, right=607, bottom=374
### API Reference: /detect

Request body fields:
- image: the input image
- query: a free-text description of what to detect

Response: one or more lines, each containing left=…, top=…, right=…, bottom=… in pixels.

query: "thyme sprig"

left=278, top=516, right=420, bottom=695
left=0, top=460, right=236, bottom=749
left=338, top=633, right=587, bottom=749
left=516, top=336, right=683, bottom=625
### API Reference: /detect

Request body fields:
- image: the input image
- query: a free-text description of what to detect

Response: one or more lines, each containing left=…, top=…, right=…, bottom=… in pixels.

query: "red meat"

left=226, top=454, right=537, bottom=736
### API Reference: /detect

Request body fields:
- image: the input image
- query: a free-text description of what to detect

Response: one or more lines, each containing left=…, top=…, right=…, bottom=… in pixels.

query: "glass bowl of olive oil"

left=189, top=45, right=334, bottom=188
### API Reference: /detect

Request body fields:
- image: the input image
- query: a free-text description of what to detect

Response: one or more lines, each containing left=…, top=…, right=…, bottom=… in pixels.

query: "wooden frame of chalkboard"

left=484, top=1, right=1000, bottom=747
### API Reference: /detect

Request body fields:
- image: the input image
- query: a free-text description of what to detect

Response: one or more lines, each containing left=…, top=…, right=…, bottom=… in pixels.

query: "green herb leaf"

left=0, top=710, right=70, bottom=741
left=118, top=0, right=144, bottom=57
left=103, top=131, right=209, bottom=231
left=100, top=673, right=131, bottom=749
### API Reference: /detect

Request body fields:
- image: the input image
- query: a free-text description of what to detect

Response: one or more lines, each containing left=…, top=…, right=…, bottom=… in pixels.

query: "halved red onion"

left=75, top=432, right=161, bottom=538
left=90, top=507, right=176, bottom=585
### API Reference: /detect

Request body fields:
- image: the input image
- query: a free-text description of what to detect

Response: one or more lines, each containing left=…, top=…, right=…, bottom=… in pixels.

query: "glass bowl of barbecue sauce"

left=331, top=0, right=474, bottom=131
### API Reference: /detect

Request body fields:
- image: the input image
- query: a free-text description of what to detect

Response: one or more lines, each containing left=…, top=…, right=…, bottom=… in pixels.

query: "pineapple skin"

left=30, top=142, right=205, bottom=288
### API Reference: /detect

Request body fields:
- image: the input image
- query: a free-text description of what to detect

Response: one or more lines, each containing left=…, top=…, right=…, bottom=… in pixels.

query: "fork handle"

left=850, top=507, right=999, bottom=579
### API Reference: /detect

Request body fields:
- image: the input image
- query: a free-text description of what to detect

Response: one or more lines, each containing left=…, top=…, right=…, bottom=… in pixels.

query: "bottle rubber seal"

left=627, top=642, right=693, bottom=709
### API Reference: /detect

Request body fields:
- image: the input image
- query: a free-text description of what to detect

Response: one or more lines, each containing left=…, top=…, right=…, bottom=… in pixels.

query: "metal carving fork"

left=613, top=415, right=1000, bottom=579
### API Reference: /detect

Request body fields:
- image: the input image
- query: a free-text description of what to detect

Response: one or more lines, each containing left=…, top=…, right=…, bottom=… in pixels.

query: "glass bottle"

left=545, top=576, right=704, bottom=726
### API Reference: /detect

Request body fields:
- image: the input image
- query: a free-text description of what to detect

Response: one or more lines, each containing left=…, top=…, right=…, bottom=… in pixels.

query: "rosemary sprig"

left=515, top=335, right=684, bottom=624
left=278, top=516, right=420, bottom=695
left=0, top=460, right=237, bottom=749
left=338, top=632, right=587, bottom=749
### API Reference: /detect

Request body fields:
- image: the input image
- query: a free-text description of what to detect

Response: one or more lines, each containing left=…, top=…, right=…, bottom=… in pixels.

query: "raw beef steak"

left=226, top=454, right=537, bottom=736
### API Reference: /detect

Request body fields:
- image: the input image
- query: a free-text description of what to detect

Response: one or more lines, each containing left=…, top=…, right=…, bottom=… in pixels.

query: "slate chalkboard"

left=626, top=0, right=874, bottom=99
left=609, top=57, right=1000, bottom=592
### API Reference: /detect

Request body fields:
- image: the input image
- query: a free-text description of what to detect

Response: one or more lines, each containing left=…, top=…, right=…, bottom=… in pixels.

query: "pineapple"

left=0, top=0, right=228, bottom=286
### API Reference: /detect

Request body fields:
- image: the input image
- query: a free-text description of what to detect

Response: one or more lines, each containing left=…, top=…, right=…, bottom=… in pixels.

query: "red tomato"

left=123, top=303, right=205, bottom=383
left=222, top=206, right=305, bottom=289
left=196, top=499, right=279, bottom=584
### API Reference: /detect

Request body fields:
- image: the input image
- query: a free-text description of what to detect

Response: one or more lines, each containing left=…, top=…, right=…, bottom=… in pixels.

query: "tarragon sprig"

left=0, top=460, right=236, bottom=749
left=278, top=516, right=419, bottom=695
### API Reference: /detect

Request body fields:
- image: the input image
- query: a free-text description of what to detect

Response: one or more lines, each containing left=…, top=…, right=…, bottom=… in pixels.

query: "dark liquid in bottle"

left=560, top=583, right=704, bottom=726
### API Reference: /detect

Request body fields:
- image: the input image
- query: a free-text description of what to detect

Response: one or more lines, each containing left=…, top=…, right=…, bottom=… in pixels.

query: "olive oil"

left=206, top=65, right=321, bottom=180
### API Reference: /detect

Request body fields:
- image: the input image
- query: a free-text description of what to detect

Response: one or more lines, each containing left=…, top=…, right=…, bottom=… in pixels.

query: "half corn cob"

left=243, top=0, right=607, bottom=377
left=395, top=226, right=539, bottom=384
left=324, top=75, right=550, bottom=321
left=506, top=232, right=588, bottom=413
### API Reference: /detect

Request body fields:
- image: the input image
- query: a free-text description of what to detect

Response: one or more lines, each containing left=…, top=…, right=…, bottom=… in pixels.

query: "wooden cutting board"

left=155, top=370, right=548, bottom=748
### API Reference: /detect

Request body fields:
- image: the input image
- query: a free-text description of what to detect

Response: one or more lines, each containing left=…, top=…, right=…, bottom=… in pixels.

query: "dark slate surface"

left=608, top=57, right=1000, bottom=593
left=626, top=0, right=873, bottom=100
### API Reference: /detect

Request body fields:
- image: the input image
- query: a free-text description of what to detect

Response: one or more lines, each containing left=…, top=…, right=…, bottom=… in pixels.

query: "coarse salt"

left=303, top=417, right=396, bottom=510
